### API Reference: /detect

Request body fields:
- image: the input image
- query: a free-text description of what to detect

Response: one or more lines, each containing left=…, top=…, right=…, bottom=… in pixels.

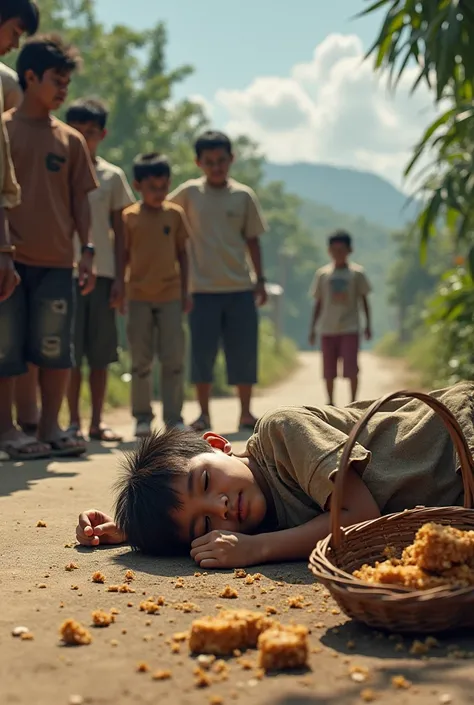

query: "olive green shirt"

left=246, top=383, right=474, bottom=530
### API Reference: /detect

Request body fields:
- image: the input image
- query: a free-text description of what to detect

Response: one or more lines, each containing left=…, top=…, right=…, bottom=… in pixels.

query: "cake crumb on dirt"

left=234, top=569, right=247, bottom=579
left=124, top=570, right=135, bottom=581
left=287, top=595, right=305, bottom=609
left=140, top=600, right=161, bottom=614
left=152, top=670, right=172, bottom=681
left=360, top=689, right=377, bottom=702
left=20, top=632, right=34, bottom=641
left=220, top=585, right=238, bottom=599
left=257, top=625, right=309, bottom=671
left=136, top=662, right=150, bottom=673
left=60, top=619, right=92, bottom=646
left=65, top=563, right=78, bottom=572
left=36, top=521, right=47, bottom=528
left=91, top=610, right=115, bottom=627
left=194, top=667, right=212, bottom=688
left=92, top=572, right=105, bottom=584
left=392, top=675, right=412, bottom=689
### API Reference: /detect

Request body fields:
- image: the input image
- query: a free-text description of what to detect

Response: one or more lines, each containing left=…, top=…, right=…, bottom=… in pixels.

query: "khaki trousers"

left=127, top=299, right=185, bottom=426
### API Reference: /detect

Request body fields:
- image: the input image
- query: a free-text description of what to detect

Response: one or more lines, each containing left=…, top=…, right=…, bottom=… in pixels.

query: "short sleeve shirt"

left=4, top=111, right=98, bottom=267
left=123, top=200, right=190, bottom=303
left=168, top=176, right=267, bottom=293
left=245, top=383, right=474, bottom=531
left=74, top=156, right=135, bottom=278
left=311, top=263, right=371, bottom=335
left=0, top=64, right=22, bottom=111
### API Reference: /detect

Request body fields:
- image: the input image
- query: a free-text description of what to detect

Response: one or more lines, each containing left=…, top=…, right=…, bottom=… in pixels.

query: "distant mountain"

left=263, top=162, right=413, bottom=230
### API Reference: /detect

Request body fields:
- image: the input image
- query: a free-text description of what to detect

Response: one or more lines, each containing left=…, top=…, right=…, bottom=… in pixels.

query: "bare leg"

left=38, top=368, right=83, bottom=450
left=350, top=376, right=358, bottom=403
left=0, top=377, right=49, bottom=455
left=237, top=384, right=257, bottom=427
left=15, top=364, right=40, bottom=429
left=89, top=368, right=107, bottom=430
left=67, top=367, right=82, bottom=428
left=196, top=382, right=212, bottom=418
left=325, top=378, right=335, bottom=406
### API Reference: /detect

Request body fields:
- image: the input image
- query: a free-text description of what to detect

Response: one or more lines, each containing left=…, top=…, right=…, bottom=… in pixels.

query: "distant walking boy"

left=309, top=231, right=371, bottom=406
left=65, top=98, right=135, bottom=442
left=0, top=35, right=98, bottom=459
left=123, top=153, right=191, bottom=437
left=169, top=130, right=268, bottom=433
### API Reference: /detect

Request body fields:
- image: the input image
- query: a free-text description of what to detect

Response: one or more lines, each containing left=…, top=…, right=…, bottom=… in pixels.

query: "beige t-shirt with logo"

left=4, top=111, right=98, bottom=267
left=74, top=156, right=135, bottom=279
left=311, top=262, right=371, bottom=335
left=0, top=63, right=22, bottom=111
left=168, top=176, right=267, bottom=293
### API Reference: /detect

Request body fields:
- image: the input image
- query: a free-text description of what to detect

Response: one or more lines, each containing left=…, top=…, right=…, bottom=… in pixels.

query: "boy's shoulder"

left=162, top=200, right=186, bottom=217
left=123, top=201, right=141, bottom=218
left=348, top=262, right=367, bottom=276
left=226, top=177, right=258, bottom=199
left=95, top=155, right=127, bottom=180
left=172, top=176, right=206, bottom=195
left=315, top=263, right=334, bottom=277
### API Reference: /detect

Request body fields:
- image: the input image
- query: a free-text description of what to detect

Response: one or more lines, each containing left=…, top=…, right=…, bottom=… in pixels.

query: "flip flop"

left=66, top=424, right=87, bottom=443
left=17, top=421, right=39, bottom=436
left=190, top=414, right=211, bottom=433
left=89, top=426, right=123, bottom=443
left=0, top=435, right=51, bottom=461
left=42, top=434, right=87, bottom=458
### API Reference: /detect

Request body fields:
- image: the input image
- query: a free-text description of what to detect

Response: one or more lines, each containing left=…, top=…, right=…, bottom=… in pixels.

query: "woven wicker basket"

left=308, top=390, right=474, bottom=633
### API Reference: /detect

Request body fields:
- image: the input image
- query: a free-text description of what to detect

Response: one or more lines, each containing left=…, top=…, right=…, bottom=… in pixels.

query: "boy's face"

left=170, top=435, right=267, bottom=546
left=329, top=241, right=351, bottom=266
left=196, top=148, right=233, bottom=187
left=135, top=175, right=170, bottom=209
left=0, top=17, right=25, bottom=55
left=26, top=68, right=71, bottom=110
left=68, top=120, right=105, bottom=156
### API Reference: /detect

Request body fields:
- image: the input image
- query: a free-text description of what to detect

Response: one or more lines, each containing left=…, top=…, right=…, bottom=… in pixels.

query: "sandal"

left=190, top=414, right=211, bottom=433
left=66, top=424, right=86, bottom=443
left=89, top=426, right=123, bottom=443
left=17, top=421, right=39, bottom=436
left=0, top=434, right=51, bottom=461
left=42, top=433, right=87, bottom=458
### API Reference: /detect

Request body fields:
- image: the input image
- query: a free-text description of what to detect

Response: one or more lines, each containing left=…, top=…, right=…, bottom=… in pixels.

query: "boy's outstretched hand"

left=190, top=530, right=262, bottom=569
left=76, top=509, right=127, bottom=547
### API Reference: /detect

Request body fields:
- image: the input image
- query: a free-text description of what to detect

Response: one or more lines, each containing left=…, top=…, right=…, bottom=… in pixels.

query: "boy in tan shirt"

left=76, top=382, right=474, bottom=569
left=0, top=35, right=98, bottom=459
left=309, top=231, right=372, bottom=406
left=123, top=153, right=191, bottom=437
left=168, top=130, right=268, bottom=433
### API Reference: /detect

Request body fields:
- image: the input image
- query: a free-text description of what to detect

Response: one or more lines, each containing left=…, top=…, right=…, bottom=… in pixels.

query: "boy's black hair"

left=195, top=130, right=232, bottom=159
left=16, top=33, right=81, bottom=91
left=0, top=0, right=39, bottom=35
left=133, top=152, right=171, bottom=182
left=114, top=429, right=212, bottom=556
left=65, top=97, right=108, bottom=130
left=328, top=230, right=352, bottom=249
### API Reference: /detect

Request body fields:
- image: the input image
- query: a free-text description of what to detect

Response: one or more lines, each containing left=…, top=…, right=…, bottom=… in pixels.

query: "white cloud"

left=211, top=34, right=439, bottom=189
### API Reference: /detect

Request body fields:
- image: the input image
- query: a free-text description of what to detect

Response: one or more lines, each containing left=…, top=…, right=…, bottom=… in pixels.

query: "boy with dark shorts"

left=0, top=35, right=98, bottom=459
left=76, top=382, right=474, bottom=569
left=309, top=231, right=371, bottom=406
left=123, top=153, right=191, bottom=437
left=168, top=130, right=268, bottom=433
left=65, top=98, right=135, bottom=443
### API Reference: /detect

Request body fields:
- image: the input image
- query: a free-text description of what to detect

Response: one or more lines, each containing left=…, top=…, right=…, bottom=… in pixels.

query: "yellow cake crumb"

left=110, top=607, right=120, bottom=615
left=392, top=675, right=412, bottom=689
left=189, top=610, right=275, bottom=655
left=152, top=670, right=172, bottom=681
left=287, top=595, right=305, bottom=609
left=360, top=689, right=377, bottom=702
left=258, top=625, right=309, bottom=671
left=234, top=569, right=247, bottom=579
left=92, top=571, right=106, bottom=584
left=140, top=600, right=161, bottom=614
left=244, top=575, right=255, bottom=585
left=220, top=585, right=238, bottom=599
left=60, top=619, right=92, bottom=646
left=92, top=610, right=115, bottom=627
left=124, top=570, right=135, bottom=581
left=36, top=520, right=47, bottom=528
left=194, top=667, right=212, bottom=688
left=65, top=563, right=78, bottom=572
left=137, top=662, right=150, bottom=673
left=20, top=632, right=34, bottom=641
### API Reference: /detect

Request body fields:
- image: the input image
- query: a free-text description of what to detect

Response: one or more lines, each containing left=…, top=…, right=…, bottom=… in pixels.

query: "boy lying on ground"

left=76, top=382, right=474, bottom=568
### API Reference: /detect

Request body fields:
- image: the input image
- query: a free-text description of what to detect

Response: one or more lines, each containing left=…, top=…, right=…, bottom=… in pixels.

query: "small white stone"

left=439, top=695, right=452, bottom=705
left=12, top=626, right=29, bottom=637
left=69, top=696, right=84, bottom=705
left=248, top=679, right=259, bottom=687
left=196, top=654, right=214, bottom=669
left=351, top=672, right=367, bottom=683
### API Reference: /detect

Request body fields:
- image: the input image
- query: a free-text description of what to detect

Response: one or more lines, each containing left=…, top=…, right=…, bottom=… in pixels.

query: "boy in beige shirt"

left=76, top=382, right=474, bottom=569
left=169, top=130, right=268, bottom=433
left=123, top=153, right=191, bottom=437
left=0, top=35, right=98, bottom=459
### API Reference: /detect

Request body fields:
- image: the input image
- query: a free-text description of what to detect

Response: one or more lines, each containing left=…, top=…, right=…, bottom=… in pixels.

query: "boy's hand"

left=308, top=329, right=316, bottom=347
left=365, top=325, right=372, bottom=341
left=190, top=530, right=262, bottom=568
left=182, top=293, right=193, bottom=314
left=254, top=281, right=268, bottom=307
left=76, top=509, right=126, bottom=547
left=110, top=278, right=126, bottom=314
left=78, top=253, right=96, bottom=296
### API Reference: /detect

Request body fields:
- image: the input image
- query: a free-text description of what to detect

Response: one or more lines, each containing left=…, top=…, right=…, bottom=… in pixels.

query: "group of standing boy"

left=0, top=1, right=269, bottom=461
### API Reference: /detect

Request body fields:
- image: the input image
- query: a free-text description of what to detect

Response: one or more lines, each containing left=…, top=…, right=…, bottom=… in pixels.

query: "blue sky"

left=95, top=0, right=437, bottom=187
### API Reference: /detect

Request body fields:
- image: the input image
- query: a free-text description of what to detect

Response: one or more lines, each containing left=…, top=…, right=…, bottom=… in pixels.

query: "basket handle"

left=330, top=390, right=474, bottom=549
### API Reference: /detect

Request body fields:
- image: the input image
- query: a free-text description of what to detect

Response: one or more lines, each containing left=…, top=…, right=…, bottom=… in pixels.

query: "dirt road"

left=1, top=353, right=471, bottom=705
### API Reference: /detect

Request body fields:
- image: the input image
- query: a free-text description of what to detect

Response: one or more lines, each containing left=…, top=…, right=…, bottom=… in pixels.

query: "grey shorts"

left=74, top=276, right=118, bottom=369
left=190, top=291, right=258, bottom=385
left=0, top=263, right=74, bottom=377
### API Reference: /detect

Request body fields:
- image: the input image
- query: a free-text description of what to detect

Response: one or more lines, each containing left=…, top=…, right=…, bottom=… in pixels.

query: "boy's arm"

left=309, top=298, right=321, bottom=346
left=244, top=191, right=267, bottom=306
left=175, top=208, right=192, bottom=312
left=191, top=468, right=380, bottom=568
left=0, top=118, right=21, bottom=302
left=362, top=295, right=372, bottom=340
left=110, top=209, right=126, bottom=313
